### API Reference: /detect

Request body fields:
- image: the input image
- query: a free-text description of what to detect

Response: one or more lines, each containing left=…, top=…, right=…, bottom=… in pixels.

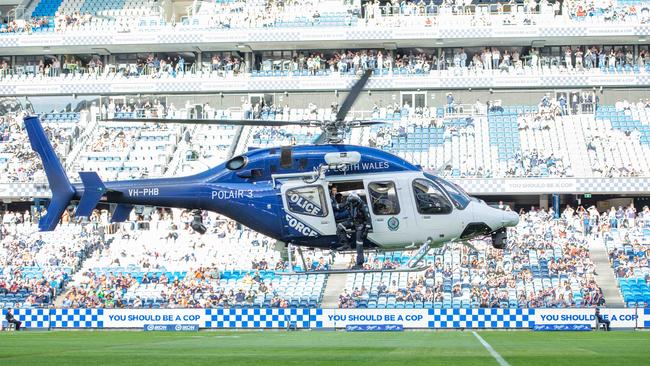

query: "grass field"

left=0, top=330, right=648, bottom=366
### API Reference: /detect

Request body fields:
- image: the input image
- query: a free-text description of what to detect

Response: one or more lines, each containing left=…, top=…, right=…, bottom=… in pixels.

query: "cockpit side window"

left=368, top=181, right=400, bottom=215
left=427, top=173, right=470, bottom=210
left=412, top=179, right=453, bottom=215
left=286, top=186, right=328, bottom=217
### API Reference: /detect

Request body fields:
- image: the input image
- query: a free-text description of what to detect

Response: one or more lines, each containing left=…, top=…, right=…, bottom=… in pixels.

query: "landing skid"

left=278, top=239, right=434, bottom=275
left=276, top=266, right=429, bottom=275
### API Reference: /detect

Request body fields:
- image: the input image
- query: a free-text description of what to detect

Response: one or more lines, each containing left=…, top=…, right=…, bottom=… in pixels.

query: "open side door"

left=364, top=177, right=414, bottom=248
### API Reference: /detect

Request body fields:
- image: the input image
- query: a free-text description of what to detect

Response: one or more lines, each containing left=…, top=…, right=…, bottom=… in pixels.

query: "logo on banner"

left=346, top=324, right=404, bottom=332
left=144, top=324, right=199, bottom=332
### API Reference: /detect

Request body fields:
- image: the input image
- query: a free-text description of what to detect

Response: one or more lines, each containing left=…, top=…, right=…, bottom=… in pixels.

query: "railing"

left=1, top=60, right=646, bottom=82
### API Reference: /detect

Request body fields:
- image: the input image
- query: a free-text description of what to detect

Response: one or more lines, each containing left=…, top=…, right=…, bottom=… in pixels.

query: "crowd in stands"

left=54, top=11, right=93, bottom=31
left=3, top=44, right=649, bottom=81
left=0, top=17, right=51, bottom=33
left=340, top=205, right=607, bottom=308
left=0, top=210, right=109, bottom=307
left=51, top=207, right=330, bottom=308
left=0, top=198, right=648, bottom=310
left=0, top=0, right=646, bottom=35
left=604, top=204, right=650, bottom=276
left=0, top=112, right=76, bottom=183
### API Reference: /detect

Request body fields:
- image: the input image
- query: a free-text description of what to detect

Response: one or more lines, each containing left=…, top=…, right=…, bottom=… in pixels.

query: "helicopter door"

left=280, top=181, right=336, bottom=238
left=410, top=178, right=454, bottom=242
left=365, top=179, right=412, bottom=248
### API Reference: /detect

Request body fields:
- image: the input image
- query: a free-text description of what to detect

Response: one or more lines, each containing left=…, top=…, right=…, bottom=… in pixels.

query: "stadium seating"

left=0, top=218, right=103, bottom=308
left=603, top=218, right=650, bottom=307
left=339, top=208, right=606, bottom=309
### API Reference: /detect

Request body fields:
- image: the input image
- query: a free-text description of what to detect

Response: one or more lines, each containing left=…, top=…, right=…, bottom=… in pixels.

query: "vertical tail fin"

left=24, top=116, right=75, bottom=231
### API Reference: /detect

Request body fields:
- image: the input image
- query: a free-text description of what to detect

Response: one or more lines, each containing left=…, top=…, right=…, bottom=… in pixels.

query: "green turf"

left=0, top=330, right=647, bottom=366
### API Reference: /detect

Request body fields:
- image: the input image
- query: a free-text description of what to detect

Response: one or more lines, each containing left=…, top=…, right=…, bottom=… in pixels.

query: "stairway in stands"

left=588, top=237, right=625, bottom=307
left=320, top=254, right=352, bottom=308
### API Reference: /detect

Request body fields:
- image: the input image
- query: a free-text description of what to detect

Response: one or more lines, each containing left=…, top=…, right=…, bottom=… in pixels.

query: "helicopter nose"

left=502, top=210, right=519, bottom=228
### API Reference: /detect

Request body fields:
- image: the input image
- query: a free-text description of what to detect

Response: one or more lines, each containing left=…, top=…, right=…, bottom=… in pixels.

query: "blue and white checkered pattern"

left=427, top=308, right=533, bottom=329
left=63, top=34, right=112, bottom=46
left=0, top=22, right=645, bottom=49
left=644, top=308, right=650, bottom=328
left=346, top=29, right=392, bottom=40
left=450, top=178, right=650, bottom=195
left=439, top=27, right=490, bottom=39
left=0, top=183, right=51, bottom=199
left=541, top=75, right=589, bottom=87
left=158, top=33, right=203, bottom=44
left=541, top=26, right=586, bottom=37
left=634, top=25, right=650, bottom=36
left=637, top=75, right=650, bottom=85
left=1, top=308, right=49, bottom=328
left=50, top=308, right=104, bottom=328
left=60, top=83, right=111, bottom=94
left=249, top=30, right=301, bottom=43
left=204, top=308, right=316, bottom=328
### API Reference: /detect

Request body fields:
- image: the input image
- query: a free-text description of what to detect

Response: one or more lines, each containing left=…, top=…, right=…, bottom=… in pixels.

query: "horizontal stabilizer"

left=76, top=171, right=106, bottom=217
left=111, top=204, right=133, bottom=223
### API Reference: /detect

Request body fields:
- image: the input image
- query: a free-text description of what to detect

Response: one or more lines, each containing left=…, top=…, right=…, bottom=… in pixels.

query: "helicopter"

left=23, top=70, right=519, bottom=273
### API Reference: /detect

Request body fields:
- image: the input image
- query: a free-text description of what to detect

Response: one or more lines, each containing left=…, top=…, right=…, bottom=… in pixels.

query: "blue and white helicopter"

left=24, top=70, right=518, bottom=272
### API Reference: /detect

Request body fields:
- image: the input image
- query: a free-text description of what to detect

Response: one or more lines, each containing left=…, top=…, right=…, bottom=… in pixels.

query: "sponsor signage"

left=110, top=83, right=157, bottom=93
left=586, top=26, right=635, bottom=36
left=144, top=324, right=199, bottom=332
left=534, top=308, right=639, bottom=329
left=534, top=324, right=591, bottom=331
left=345, top=324, right=404, bottom=332
left=319, top=309, right=429, bottom=328
left=504, top=179, right=577, bottom=193
left=588, top=76, right=637, bottom=86
left=18, top=35, right=63, bottom=46
left=599, top=308, right=638, bottom=328
left=103, top=309, right=207, bottom=328
left=15, top=85, right=61, bottom=95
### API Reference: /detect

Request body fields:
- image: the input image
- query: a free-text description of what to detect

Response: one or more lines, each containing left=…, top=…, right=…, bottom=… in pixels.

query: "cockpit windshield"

left=424, top=173, right=471, bottom=210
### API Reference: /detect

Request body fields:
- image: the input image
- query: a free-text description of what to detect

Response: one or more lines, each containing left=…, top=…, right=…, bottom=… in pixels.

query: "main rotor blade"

left=335, top=69, right=373, bottom=122
left=104, top=118, right=313, bottom=127
left=349, top=120, right=385, bottom=126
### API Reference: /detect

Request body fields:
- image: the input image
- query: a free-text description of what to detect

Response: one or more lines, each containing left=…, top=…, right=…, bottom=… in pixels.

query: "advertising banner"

left=504, top=179, right=577, bottom=194
left=534, top=308, right=639, bottom=329
left=534, top=308, right=594, bottom=326
left=318, top=309, right=429, bottom=328
left=637, top=308, right=650, bottom=328
left=599, top=308, right=638, bottom=328
left=7, top=307, right=648, bottom=330
left=103, top=309, right=206, bottom=328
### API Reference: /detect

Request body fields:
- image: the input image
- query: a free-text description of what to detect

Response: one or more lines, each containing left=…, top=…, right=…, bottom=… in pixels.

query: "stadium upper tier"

left=0, top=1, right=647, bottom=55
left=3, top=99, right=650, bottom=192
left=10, top=0, right=649, bottom=33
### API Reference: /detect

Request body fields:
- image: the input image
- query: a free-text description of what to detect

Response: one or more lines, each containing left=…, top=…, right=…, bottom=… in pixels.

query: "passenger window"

left=412, top=179, right=453, bottom=215
left=286, top=186, right=328, bottom=217
left=368, top=181, right=400, bottom=215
